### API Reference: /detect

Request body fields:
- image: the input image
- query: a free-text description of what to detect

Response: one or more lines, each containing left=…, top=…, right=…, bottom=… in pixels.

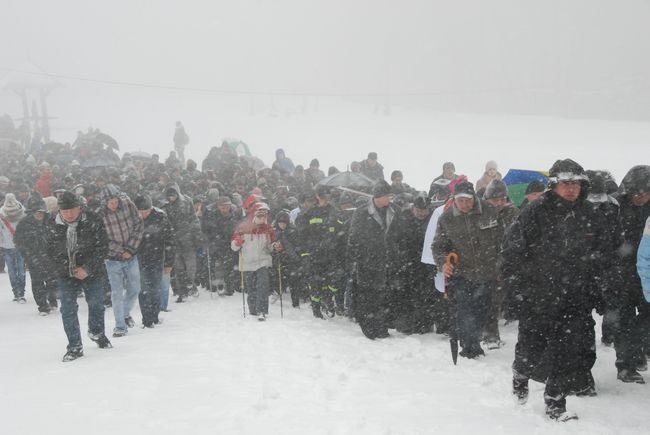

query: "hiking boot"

left=617, top=369, right=645, bottom=384
left=17, top=297, right=26, bottom=304
left=513, top=376, right=529, bottom=404
left=258, top=313, right=266, bottom=322
left=124, top=316, right=135, bottom=328
left=545, top=405, right=578, bottom=422
left=62, top=348, right=84, bottom=362
left=89, top=332, right=113, bottom=349
left=112, top=328, right=128, bottom=338
left=574, top=385, right=597, bottom=397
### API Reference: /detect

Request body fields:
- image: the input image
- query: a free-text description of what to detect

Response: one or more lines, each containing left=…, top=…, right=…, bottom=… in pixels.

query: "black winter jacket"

left=139, top=207, right=174, bottom=269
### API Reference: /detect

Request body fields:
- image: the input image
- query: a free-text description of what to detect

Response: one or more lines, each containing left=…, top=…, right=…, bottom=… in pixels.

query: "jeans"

left=448, top=276, right=489, bottom=353
left=105, top=256, right=142, bottom=331
left=171, top=249, right=197, bottom=297
left=139, top=264, right=162, bottom=326
left=4, top=248, right=25, bottom=297
left=160, top=271, right=171, bottom=311
left=58, top=276, right=105, bottom=351
left=244, top=267, right=270, bottom=315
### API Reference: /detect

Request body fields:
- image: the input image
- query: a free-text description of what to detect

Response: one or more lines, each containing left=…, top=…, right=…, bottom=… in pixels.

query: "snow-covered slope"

left=0, top=272, right=646, bottom=435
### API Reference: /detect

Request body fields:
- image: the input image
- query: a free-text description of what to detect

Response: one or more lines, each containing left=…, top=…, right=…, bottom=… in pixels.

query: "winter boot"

left=258, top=313, right=266, bottom=322
left=124, top=316, right=135, bottom=328
left=545, top=405, right=578, bottom=422
left=512, top=372, right=529, bottom=405
left=112, top=328, right=128, bottom=338
left=312, top=302, right=324, bottom=319
left=62, top=348, right=84, bottom=362
left=617, top=369, right=645, bottom=384
left=89, top=332, right=113, bottom=349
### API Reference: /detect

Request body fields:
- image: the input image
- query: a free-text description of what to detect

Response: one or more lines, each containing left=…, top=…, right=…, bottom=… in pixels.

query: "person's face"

left=278, top=221, right=288, bottom=230
left=253, top=212, right=267, bottom=225
left=302, top=198, right=316, bottom=211
left=487, top=196, right=508, bottom=210
left=107, top=197, right=119, bottom=211
left=373, top=194, right=392, bottom=209
left=525, top=191, right=544, bottom=203
left=139, top=209, right=152, bottom=220
left=487, top=168, right=497, bottom=177
left=367, top=159, right=377, bottom=167
left=34, top=211, right=45, bottom=221
left=218, top=204, right=231, bottom=216
left=167, top=194, right=178, bottom=203
left=454, top=196, right=475, bottom=214
left=631, top=191, right=650, bottom=207
left=554, top=181, right=581, bottom=202
left=17, top=191, right=29, bottom=201
left=443, top=166, right=455, bottom=178
left=317, top=194, right=330, bottom=206
left=392, top=176, right=403, bottom=186
left=60, top=207, right=81, bottom=223
left=412, top=207, right=430, bottom=220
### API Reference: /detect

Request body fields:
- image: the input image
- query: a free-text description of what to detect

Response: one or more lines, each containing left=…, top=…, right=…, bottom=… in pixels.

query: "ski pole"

left=278, top=260, right=283, bottom=319
left=239, top=250, right=246, bottom=317
left=206, top=243, right=214, bottom=299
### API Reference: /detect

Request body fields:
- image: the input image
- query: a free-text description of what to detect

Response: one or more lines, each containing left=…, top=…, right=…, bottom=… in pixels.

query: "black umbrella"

left=316, top=171, right=375, bottom=189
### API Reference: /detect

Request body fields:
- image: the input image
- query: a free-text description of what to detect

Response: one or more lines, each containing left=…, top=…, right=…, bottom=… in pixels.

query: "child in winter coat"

left=231, top=202, right=282, bottom=320
left=638, top=217, right=650, bottom=302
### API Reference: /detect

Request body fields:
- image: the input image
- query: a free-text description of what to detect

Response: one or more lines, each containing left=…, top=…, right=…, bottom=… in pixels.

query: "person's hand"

left=73, top=267, right=88, bottom=280
left=234, top=234, right=245, bottom=247
left=272, top=241, right=283, bottom=252
left=442, top=262, right=454, bottom=279
left=164, top=266, right=172, bottom=274
left=121, top=251, right=132, bottom=260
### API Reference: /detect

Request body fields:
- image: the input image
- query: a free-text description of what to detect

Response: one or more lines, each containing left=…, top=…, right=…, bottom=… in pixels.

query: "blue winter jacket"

left=638, top=217, right=650, bottom=302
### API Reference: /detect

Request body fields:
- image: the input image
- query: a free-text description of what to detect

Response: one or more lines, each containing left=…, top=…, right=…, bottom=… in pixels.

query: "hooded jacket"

left=162, top=182, right=203, bottom=251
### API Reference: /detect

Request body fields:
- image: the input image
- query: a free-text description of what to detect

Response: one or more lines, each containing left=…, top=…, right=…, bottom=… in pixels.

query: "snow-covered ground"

left=0, top=271, right=646, bottom=435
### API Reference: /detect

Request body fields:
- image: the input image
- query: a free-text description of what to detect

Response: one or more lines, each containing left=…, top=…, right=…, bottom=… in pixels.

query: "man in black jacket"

left=202, top=196, right=239, bottom=295
left=14, top=195, right=58, bottom=315
left=134, top=193, right=174, bottom=328
left=347, top=180, right=401, bottom=339
left=46, top=192, right=112, bottom=362
left=501, top=159, right=615, bottom=421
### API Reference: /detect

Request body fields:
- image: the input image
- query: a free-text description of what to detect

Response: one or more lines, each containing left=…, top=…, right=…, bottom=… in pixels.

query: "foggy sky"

left=3, top=0, right=650, bottom=119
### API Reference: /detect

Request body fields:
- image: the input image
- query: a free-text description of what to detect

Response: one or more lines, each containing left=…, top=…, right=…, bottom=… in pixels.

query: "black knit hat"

left=525, top=180, right=546, bottom=195
left=57, top=191, right=81, bottom=210
left=483, top=180, right=508, bottom=200
left=134, top=193, right=153, bottom=210
left=26, top=194, right=47, bottom=213
left=372, top=180, right=392, bottom=198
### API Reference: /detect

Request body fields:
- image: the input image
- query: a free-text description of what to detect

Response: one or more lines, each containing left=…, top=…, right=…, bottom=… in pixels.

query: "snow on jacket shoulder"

left=231, top=222, right=277, bottom=272
left=638, top=217, right=650, bottom=301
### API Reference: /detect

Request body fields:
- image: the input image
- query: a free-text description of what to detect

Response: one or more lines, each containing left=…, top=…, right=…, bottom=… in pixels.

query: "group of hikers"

left=0, top=123, right=649, bottom=422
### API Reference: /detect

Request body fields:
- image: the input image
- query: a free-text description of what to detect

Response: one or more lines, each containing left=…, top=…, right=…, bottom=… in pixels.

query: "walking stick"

left=445, top=252, right=459, bottom=365
left=278, top=260, right=284, bottom=319
left=239, top=250, right=246, bottom=317
left=206, top=244, right=214, bottom=299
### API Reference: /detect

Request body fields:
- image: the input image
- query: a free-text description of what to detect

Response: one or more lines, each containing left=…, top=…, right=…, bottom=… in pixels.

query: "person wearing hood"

left=501, top=159, right=616, bottom=421
left=0, top=193, right=27, bottom=302
left=272, top=209, right=301, bottom=307
left=347, top=180, right=401, bottom=339
left=231, top=202, right=283, bottom=321
left=610, top=165, right=650, bottom=384
left=96, top=184, right=144, bottom=337
left=162, top=182, right=203, bottom=302
left=271, top=148, right=295, bottom=176
left=14, top=194, right=58, bottom=314
left=475, top=160, right=503, bottom=192
left=134, top=193, right=174, bottom=328
left=46, top=191, right=112, bottom=362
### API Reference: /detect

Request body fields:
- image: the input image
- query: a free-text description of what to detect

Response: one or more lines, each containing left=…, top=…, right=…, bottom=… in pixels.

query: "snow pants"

left=244, top=267, right=270, bottom=316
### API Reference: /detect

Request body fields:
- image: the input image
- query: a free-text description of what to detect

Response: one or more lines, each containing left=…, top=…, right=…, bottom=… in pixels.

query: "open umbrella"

left=316, top=171, right=375, bottom=189
left=503, top=169, right=549, bottom=206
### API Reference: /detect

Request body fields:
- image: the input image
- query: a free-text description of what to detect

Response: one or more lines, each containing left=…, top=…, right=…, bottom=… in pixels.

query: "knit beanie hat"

left=57, top=191, right=81, bottom=210
left=1, top=193, right=24, bottom=219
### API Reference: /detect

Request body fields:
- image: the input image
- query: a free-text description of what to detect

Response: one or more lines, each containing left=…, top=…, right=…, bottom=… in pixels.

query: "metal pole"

left=239, top=250, right=246, bottom=317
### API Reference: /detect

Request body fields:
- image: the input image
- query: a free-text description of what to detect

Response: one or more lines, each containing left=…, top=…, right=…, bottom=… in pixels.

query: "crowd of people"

left=0, top=124, right=649, bottom=422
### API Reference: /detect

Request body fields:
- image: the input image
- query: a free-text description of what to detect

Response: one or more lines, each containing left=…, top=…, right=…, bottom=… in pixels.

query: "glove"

left=233, top=234, right=245, bottom=247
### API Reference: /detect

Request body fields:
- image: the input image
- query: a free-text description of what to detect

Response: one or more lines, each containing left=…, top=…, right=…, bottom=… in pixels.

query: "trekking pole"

left=445, top=252, right=459, bottom=365
left=206, top=243, right=214, bottom=299
left=239, top=250, right=246, bottom=317
left=278, top=260, right=284, bottom=319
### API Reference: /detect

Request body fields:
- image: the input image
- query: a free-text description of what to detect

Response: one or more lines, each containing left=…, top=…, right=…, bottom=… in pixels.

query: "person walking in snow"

left=97, top=184, right=144, bottom=337
left=432, top=181, right=501, bottom=358
left=0, top=193, right=27, bottom=302
left=347, top=180, right=402, bottom=339
left=46, top=191, right=112, bottom=362
left=501, top=159, right=616, bottom=421
left=173, top=121, right=189, bottom=165
left=14, top=194, right=58, bottom=314
left=610, top=165, right=650, bottom=384
left=231, top=202, right=282, bottom=321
